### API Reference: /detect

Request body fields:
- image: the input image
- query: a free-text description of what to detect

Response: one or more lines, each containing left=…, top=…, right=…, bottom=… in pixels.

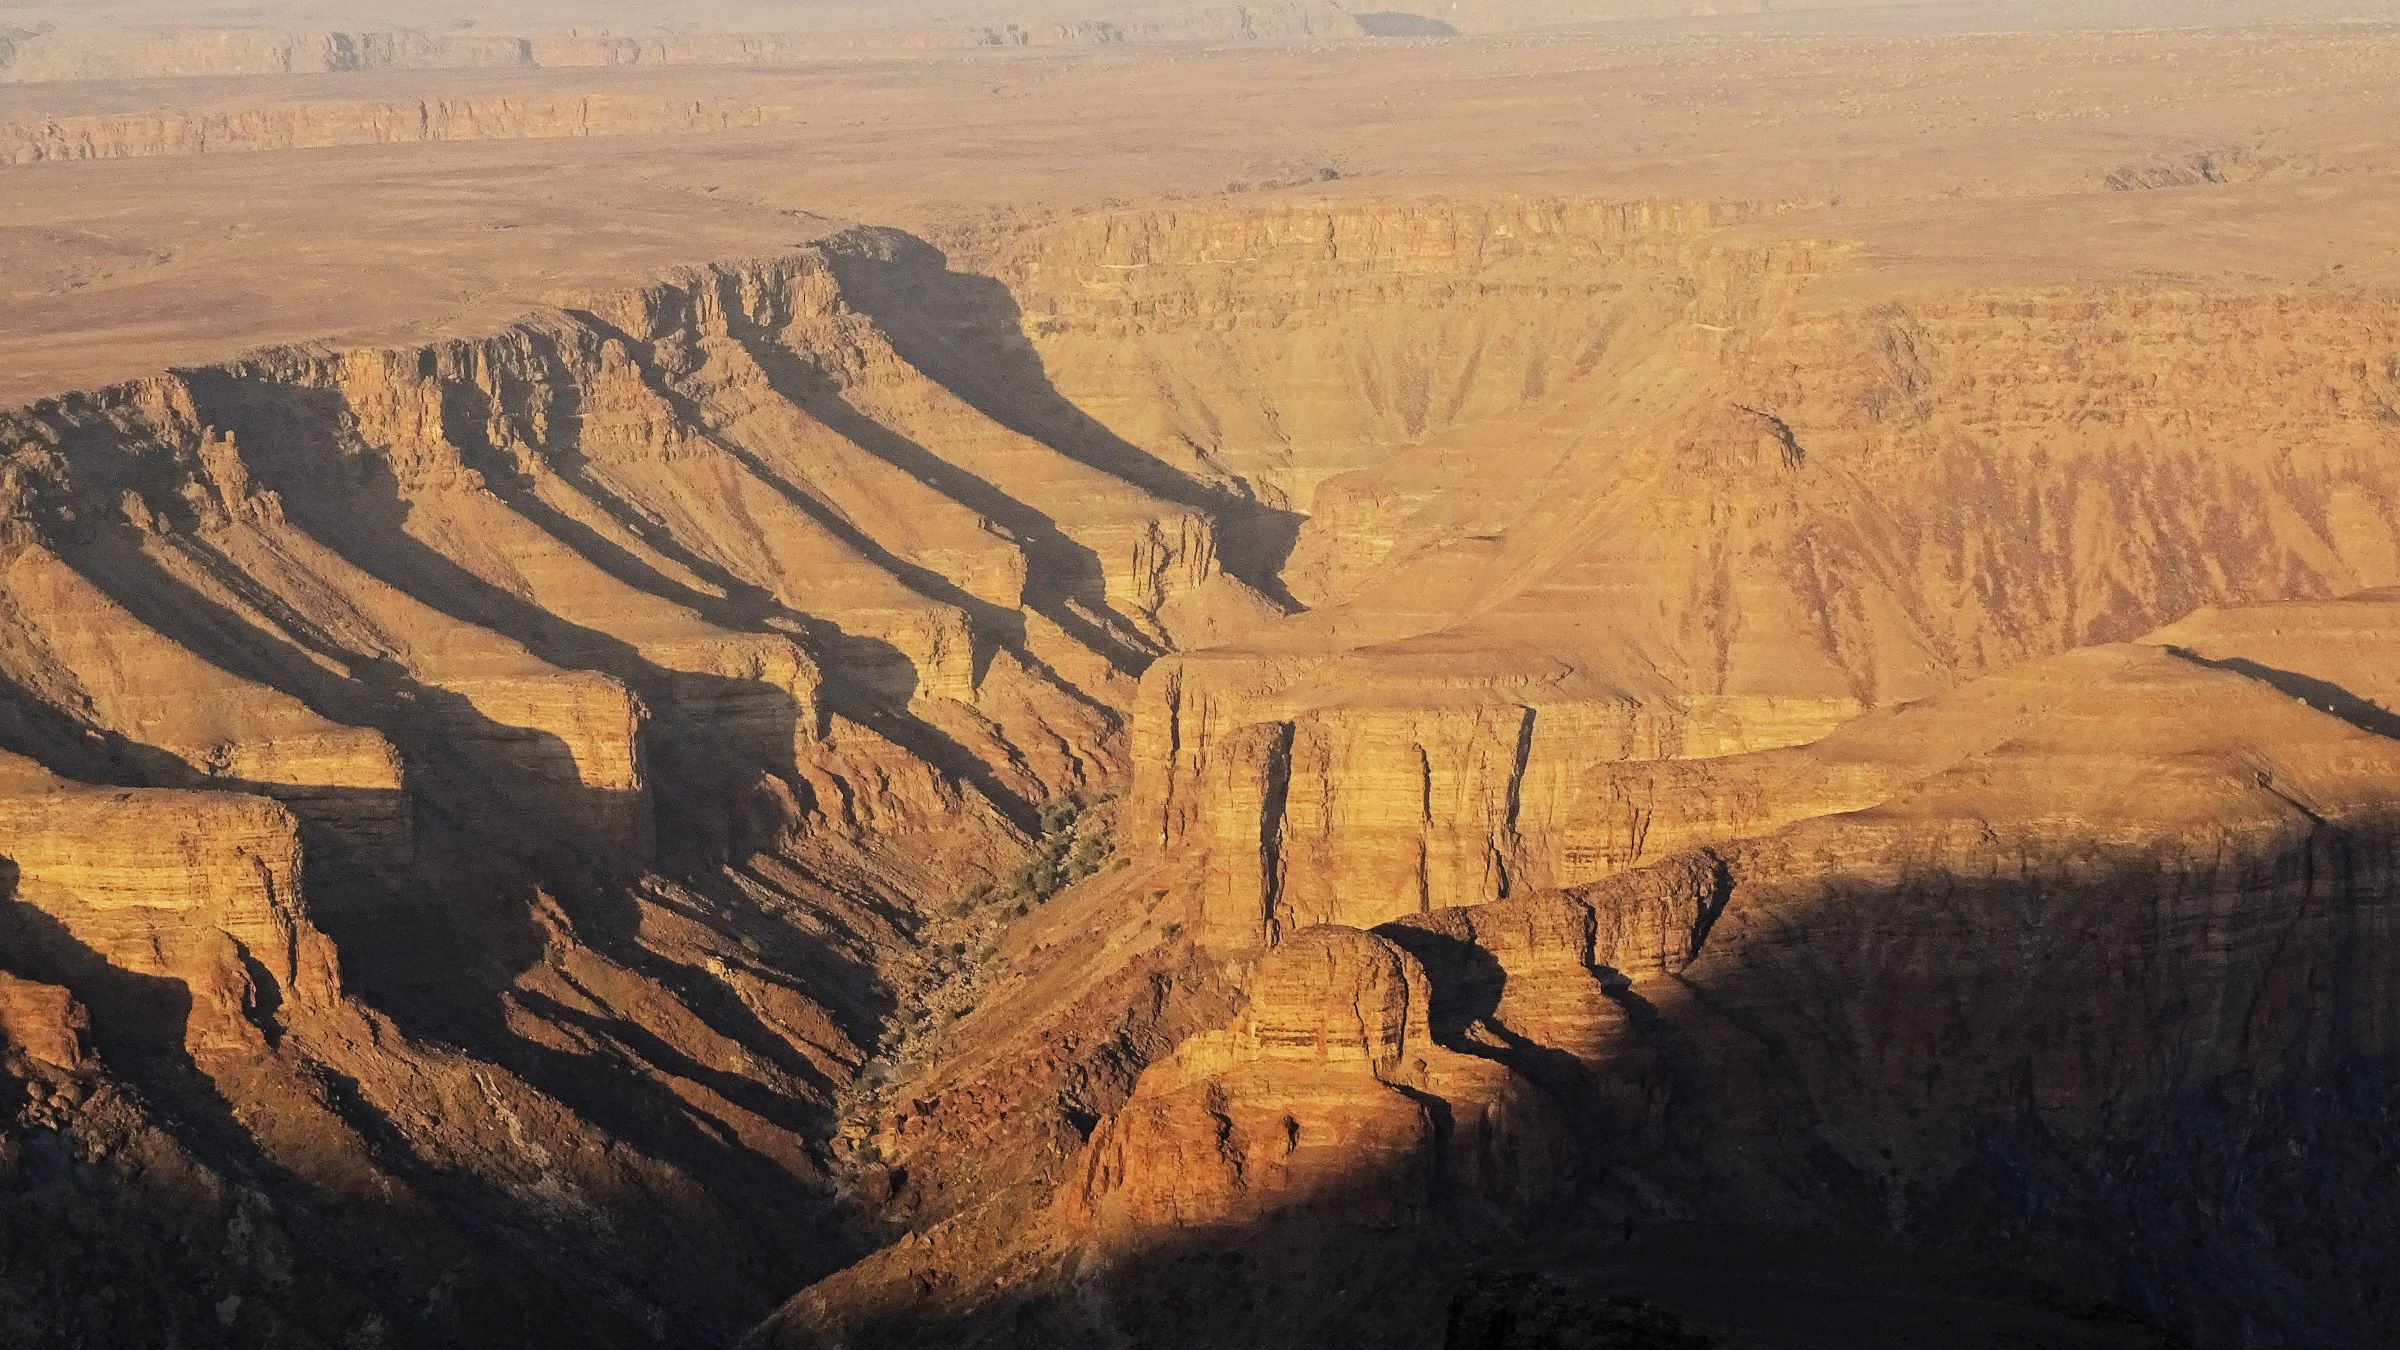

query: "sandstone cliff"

left=759, top=594, right=2400, bottom=1350
left=0, top=223, right=1252, bottom=1344
left=994, top=201, right=2400, bottom=951
left=7, top=192, right=2400, bottom=1349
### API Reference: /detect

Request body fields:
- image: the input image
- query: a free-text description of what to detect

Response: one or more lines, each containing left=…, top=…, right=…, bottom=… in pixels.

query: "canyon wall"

left=0, top=224, right=1264, bottom=1347
left=976, top=198, right=1781, bottom=515
left=764, top=594, right=2400, bottom=1350
left=733, top=199, right=2400, bottom=1350
left=5, top=193, right=2398, bottom=1349
left=978, top=202, right=2400, bottom=949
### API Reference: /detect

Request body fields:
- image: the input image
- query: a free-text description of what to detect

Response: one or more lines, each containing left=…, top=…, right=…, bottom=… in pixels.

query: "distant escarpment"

left=0, top=4, right=1368, bottom=83
left=0, top=94, right=800, bottom=163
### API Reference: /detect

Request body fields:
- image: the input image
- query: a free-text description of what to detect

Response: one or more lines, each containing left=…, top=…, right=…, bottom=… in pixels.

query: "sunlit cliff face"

left=4, top=173, right=2400, bottom=1350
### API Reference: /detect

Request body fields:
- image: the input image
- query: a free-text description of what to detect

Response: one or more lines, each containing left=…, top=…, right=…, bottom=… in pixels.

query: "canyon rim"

left=5, top=2, right=2400, bottom=1348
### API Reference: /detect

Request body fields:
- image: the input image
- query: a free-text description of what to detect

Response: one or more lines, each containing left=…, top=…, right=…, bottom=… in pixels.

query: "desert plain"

left=3, top=2, right=2400, bottom=1347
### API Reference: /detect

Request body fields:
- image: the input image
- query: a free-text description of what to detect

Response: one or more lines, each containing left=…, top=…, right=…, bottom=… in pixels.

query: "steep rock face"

left=1071, top=926, right=1562, bottom=1237
left=1056, top=199, right=2400, bottom=951
left=0, top=970, right=85, bottom=1070
left=0, top=759, right=869, bottom=1347
left=0, top=535, right=413, bottom=855
left=758, top=595, right=2400, bottom=1350
left=0, top=751, right=334, bottom=1055
left=1133, top=651, right=1709, bottom=950
left=0, top=225, right=1269, bottom=1346
left=4, top=384, right=652, bottom=862
left=981, top=198, right=1774, bottom=520
left=1723, top=288, right=2400, bottom=654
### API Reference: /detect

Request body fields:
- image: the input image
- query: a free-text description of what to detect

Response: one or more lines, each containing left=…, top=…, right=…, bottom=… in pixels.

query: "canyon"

left=5, top=4, right=2400, bottom=1349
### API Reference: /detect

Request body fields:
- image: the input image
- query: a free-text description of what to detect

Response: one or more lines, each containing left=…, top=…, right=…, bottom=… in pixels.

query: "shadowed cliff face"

left=4, top=198, right=2400, bottom=1349
left=0, top=222, right=1231, bottom=1347
left=762, top=602, right=2400, bottom=1350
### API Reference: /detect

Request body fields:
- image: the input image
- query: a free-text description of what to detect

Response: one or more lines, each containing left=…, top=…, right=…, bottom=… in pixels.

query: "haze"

left=3, top=4, right=2398, bottom=1350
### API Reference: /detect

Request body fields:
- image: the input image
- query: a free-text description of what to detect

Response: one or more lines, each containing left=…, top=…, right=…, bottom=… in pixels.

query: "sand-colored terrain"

left=3, top=5, right=2399, bottom=1349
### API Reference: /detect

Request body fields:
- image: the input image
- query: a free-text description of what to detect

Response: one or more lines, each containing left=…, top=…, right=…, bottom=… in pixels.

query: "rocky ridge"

left=4, top=194, right=2398, bottom=1348
left=981, top=203, right=2400, bottom=951
left=761, top=593, right=2400, bottom=1350
left=0, top=221, right=1265, bottom=1346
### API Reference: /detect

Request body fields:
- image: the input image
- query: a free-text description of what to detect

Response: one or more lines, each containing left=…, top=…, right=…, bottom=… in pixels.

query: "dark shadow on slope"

left=1379, top=923, right=1508, bottom=1035
left=451, top=323, right=1058, bottom=824
left=1355, top=12, right=1461, bottom=37
left=1378, top=922, right=1596, bottom=1095
left=0, top=586, right=873, bottom=1335
left=563, top=300, right=1155, bottom=681
left=819, top=229, right=1308, bottom=609
left=517, top=978, right=833, bottom=1136
left=2168, top=649, right=2400, bottom=741
left=0, top=668, right=195, bottom=787
left=436, top=382, right=775, bottom=629
left=546, top=313, right=1026, bottom=626
left=48, top=524, right=597, bottom=979
left=0, top=897, right=831, bottom=1349
left=1450, top=1224, right=2185, bottom=1350
left=649, top=867, right=891, bottom=1067
left=0, top=904, right=479, bottom=1346
left=149, top=367, right=904, bottom=1195
left=174, top=368, right=813, bottom=820
left=782, top=813, right=2400, bottom=1350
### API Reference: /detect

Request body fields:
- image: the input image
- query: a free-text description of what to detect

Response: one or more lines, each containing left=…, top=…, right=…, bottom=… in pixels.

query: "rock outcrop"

left=1071, top=925, right=1564, bottom=1236
left=7, top=191, right=2400, bottom=1350
left=758, top=593, right=2400, bottom=1350
left=1009, top=201, right=2400, bottom=951
left=0, top=749, right=334, bottom=1053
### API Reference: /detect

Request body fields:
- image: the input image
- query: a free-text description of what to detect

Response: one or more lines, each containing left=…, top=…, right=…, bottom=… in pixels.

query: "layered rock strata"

left=760, top=595, right=2400, bottom=1350
left=1001, top=202, right=2400, bottom=949
left=6, top=194, right=2400, bottom=1350
left=0, top=223, right=1260, bottom=1346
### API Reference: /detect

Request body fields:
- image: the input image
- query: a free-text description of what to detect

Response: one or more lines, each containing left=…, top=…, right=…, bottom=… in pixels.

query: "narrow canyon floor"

left=4, top=4, right=2400, bottom=1349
